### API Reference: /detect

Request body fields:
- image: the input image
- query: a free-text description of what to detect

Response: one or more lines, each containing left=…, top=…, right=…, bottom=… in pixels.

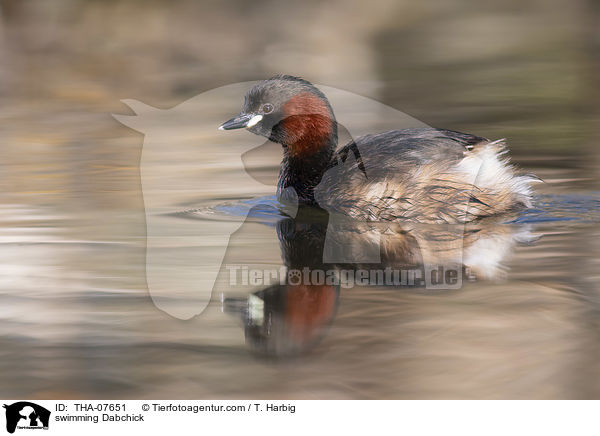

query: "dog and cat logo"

left=3, top=402, right=50, bottom=433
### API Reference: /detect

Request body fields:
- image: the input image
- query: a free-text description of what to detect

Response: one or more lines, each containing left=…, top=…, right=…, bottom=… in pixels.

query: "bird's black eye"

left=262, top=103, right=274, bottom=114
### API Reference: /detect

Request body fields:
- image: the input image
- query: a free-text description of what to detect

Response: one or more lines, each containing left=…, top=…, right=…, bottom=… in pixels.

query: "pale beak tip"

left=218, top=125, right=225, bottom=131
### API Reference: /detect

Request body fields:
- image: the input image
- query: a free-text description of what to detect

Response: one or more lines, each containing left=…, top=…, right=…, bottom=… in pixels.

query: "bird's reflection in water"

left=224, top=282, right=339, bottom=358
left=223, top=206, right=536, bottom=358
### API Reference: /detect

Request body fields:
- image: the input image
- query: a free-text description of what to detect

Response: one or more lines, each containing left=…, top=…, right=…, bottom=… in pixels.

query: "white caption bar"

left=0, top=400, right=597, bottom=436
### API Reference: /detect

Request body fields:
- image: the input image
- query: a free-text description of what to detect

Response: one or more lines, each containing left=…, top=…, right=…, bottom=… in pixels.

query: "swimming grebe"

left=219, top=74, right=537, bottom=223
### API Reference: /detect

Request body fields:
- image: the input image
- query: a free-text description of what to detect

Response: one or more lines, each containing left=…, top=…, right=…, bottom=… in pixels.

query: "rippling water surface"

left=2, top=153, right=598, bottom=399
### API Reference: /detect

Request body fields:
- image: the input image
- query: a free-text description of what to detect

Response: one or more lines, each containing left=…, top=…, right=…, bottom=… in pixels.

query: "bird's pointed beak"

left=218, top=113, right=263, bottom=131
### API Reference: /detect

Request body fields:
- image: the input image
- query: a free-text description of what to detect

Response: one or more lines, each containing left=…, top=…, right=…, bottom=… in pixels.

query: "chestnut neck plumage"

left=274, top=93, right=338, bottom=205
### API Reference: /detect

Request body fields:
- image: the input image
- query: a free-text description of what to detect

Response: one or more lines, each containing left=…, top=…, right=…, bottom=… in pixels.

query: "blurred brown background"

left=1, top=0, right=599, bottom=206
left=1, top=0, right=599, bottom=205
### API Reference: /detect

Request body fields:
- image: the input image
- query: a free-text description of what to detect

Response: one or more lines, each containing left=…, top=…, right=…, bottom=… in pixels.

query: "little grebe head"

left=220, top=75, right=341, bottom=204
left=220, top=75, right=338, bottom=158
